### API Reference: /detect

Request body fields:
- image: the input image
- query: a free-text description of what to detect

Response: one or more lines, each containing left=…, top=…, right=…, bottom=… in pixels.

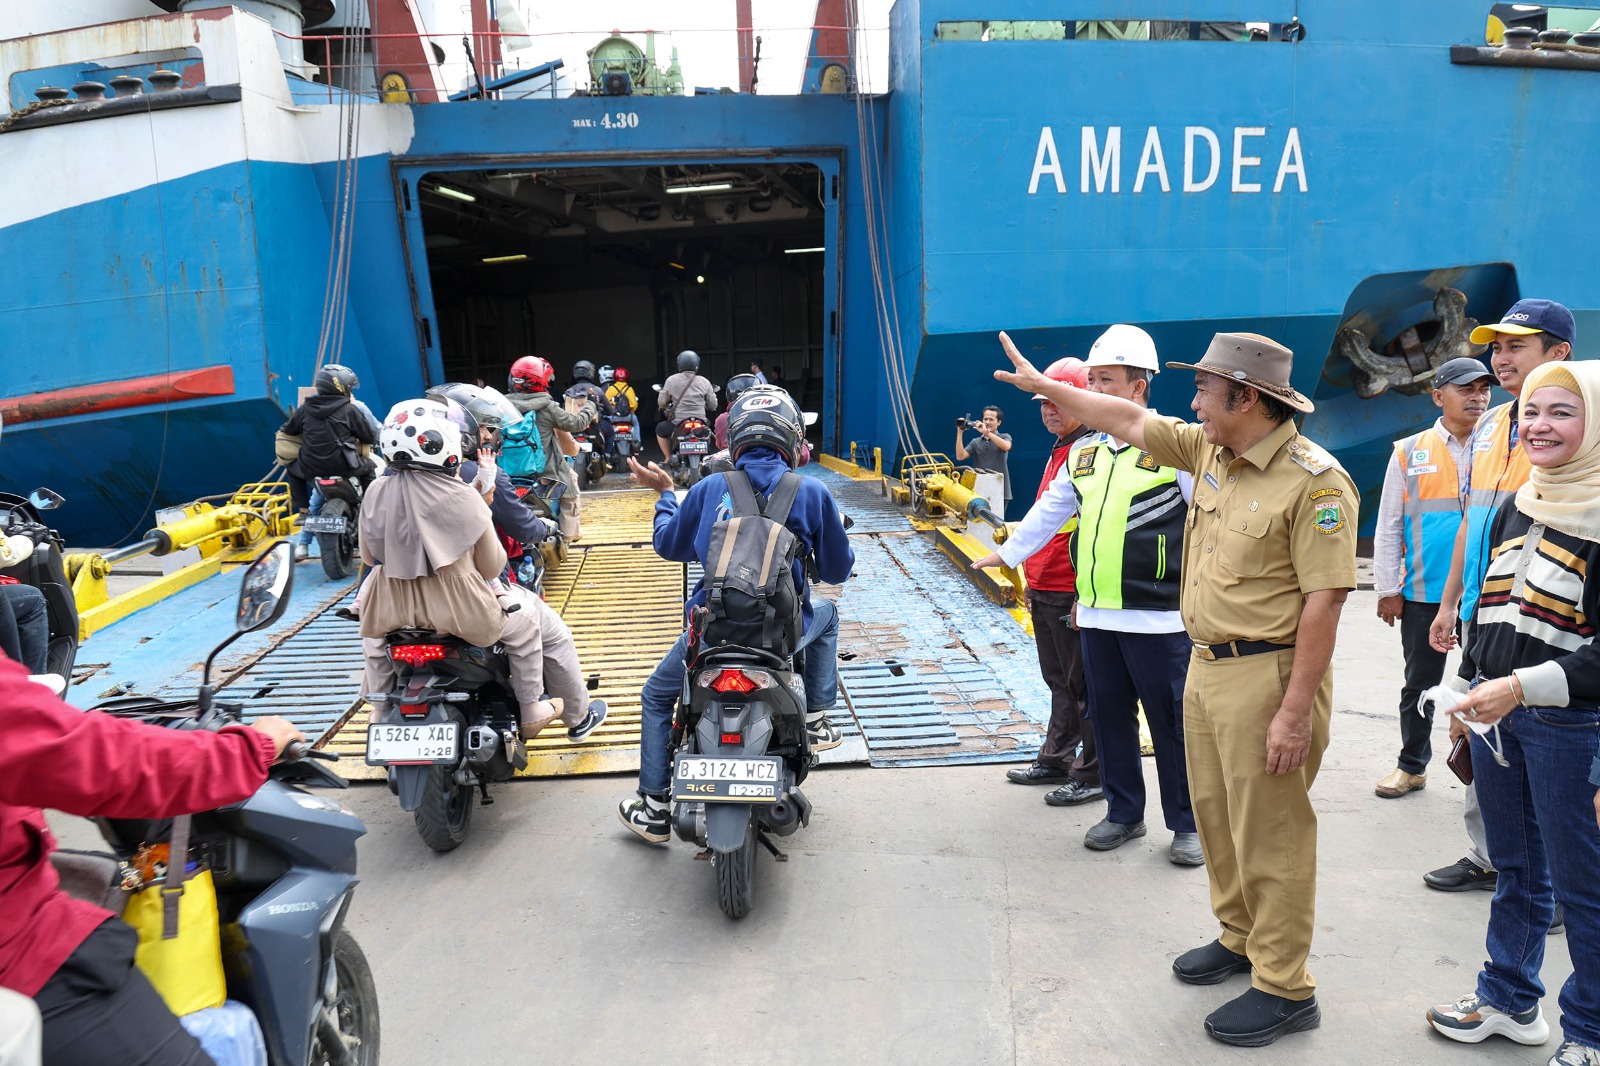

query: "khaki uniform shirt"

left=1142, top=417, right=1358, bottom=646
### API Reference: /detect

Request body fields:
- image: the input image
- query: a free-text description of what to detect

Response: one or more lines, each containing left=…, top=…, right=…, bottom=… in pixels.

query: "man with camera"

left=954, top=406, right=1013, bottom=518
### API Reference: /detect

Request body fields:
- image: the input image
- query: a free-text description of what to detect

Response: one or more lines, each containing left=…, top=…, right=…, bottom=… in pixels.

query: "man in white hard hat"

left=977, top=324, right=1201, bottom=864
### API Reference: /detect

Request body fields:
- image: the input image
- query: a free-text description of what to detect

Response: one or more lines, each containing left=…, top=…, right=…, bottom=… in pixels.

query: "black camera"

left=955, top=413, right=975, bottom=430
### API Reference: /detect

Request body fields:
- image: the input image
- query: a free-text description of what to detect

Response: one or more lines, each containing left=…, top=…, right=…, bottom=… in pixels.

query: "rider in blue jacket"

left=619, top=387, right=854, bottom=843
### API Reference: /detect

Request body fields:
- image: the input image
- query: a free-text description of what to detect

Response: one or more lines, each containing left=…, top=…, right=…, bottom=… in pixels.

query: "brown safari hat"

left=1165, top=332, right=1314, bottom=414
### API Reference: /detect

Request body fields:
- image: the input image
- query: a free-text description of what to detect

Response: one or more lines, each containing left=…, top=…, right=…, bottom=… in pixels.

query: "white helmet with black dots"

left=381, top=398, right=463, bottom=470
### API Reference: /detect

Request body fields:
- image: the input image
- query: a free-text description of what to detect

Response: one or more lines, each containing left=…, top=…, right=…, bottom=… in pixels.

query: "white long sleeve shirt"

left=1371, top=417, right=1472, bottom=599
left=998, top=430, right=1193, bottom=634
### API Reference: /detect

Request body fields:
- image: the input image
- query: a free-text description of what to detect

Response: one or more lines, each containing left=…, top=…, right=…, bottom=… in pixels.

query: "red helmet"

left=508, top=356, right=554, bottom=393
left=1035, top=356, right=1088, bottom=398
left=613, top=366, right=630, bottom=383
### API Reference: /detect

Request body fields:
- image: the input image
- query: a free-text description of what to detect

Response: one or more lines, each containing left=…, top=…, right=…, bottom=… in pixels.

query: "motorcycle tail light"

left=707, top=668, right=764, bottom=694
left=389, top=644, right=454, bottom=666
left=720, top=732, right=743, bottom=745
left=400, top=703, right=428, bottom=717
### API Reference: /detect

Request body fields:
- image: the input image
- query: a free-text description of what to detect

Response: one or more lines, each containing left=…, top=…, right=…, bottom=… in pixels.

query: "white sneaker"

left=1427, top=992, right=1549, bottom=1045
left=1551, top=1041, right=1600, bottom=1066
left=28, top=673, right=67, bottom=696
left=293, top=543, right=310, bottom=561
left=806, top=714, right=843, bottom=752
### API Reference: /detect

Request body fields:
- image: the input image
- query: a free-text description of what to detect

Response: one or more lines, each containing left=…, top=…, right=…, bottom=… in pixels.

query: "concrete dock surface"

left=51, top=590, right=1577, bottom=1064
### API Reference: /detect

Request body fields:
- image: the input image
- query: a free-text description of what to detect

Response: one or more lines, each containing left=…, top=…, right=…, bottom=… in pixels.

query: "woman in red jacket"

left=0, top=657, right=302, bottom=1066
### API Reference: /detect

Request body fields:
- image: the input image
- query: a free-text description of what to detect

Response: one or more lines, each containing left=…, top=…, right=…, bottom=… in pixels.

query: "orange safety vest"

left=1460, top=401, right=1532, bottom=620
left=1394, top=425, right=1464, bottom=603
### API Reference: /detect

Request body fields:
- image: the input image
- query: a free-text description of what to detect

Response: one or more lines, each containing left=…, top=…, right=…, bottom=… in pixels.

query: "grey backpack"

left=700, top=470, right=804, bottom=657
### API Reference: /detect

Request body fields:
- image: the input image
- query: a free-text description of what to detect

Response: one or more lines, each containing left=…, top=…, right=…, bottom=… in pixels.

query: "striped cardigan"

left=1460, top=499, right=1600, bottom=708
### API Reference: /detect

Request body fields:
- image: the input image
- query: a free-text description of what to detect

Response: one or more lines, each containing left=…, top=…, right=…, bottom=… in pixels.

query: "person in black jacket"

left=278, top=364, right=378, bottom=517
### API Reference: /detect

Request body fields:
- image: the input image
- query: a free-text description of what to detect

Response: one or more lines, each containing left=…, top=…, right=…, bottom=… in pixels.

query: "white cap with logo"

left=1085, top=324, right=1159, bottom=371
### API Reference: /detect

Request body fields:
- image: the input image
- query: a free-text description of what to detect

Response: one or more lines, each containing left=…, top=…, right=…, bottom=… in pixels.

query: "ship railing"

left=273, top=22, right=881, bottom=105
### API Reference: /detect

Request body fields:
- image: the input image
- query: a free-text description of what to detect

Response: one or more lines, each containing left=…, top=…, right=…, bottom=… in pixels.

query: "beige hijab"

left=1515, top=360, right=1600, bottom=541
left=360, top=466, right=491, bottom=579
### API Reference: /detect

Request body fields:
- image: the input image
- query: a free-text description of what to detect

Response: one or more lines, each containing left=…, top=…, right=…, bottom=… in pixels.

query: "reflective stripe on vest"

left=1066, top=440, right=1184, bottom=611
left=1395, top=426, right=1464, bottom=603
left=1460, top=402, right=1532, bottom=621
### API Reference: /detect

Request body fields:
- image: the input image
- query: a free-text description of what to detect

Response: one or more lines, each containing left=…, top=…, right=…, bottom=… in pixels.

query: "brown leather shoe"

left=1375, top=768, right=1426, bottom=798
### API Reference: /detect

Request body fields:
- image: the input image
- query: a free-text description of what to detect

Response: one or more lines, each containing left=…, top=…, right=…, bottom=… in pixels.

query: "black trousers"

left=34, top=919, right=214, bottom=1066
left=1397, top=598, right=1449, bottom=774
left=1030, top=588, right=1098, bottom=784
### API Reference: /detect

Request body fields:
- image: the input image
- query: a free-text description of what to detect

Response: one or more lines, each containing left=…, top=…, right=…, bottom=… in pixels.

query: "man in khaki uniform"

left=997, top=330, right=1358, bottom=1048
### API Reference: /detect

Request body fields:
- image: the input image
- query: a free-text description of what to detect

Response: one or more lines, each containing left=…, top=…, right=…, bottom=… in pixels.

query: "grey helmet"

left=726, top=384, right=803, bottom=468
left=598, top=364, right=615, bottom=385
left=572, top=359, right=597, bottom=383
left=676, top=349, right=700, bottom=373
left=314, top=363, right=359, bottom=397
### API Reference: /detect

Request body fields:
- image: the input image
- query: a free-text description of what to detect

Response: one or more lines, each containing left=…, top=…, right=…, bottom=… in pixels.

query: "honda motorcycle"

left=668, top=417, right=715, bottom=488
left=302, top=475, right=364, bottom=581
left=606, top=416, right=640, bottom=472
left=75, top=542, right=379, bottom=1066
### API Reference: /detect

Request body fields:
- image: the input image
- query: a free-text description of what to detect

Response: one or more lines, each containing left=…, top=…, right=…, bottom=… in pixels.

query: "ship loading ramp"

left=66, top=462, right=1055, bottom=781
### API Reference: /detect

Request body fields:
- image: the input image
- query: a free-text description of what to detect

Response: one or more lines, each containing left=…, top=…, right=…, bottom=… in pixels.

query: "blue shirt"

left=651, top=449, right=855, bottom=629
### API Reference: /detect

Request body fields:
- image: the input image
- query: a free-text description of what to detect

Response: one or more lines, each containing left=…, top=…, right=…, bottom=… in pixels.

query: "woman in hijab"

left=1424, top=361, right=1600, bottom=1065
left=358, top=398, right=597, bottom=741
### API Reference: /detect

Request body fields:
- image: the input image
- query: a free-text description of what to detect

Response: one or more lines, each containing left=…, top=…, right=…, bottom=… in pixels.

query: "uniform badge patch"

left=1073, top=450, right=1097, bottom=477
left=1411, top=448, right=1430, bottom=465
left=1135, top=451, right=1159, bottom=471
left=1309, top=488, right=1345, bottom=534
left=1203, top=471, right=1220, bottom=490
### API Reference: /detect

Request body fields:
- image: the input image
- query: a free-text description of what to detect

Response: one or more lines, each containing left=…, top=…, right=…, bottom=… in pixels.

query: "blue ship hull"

left=2, top=2, right=1595, bottom=544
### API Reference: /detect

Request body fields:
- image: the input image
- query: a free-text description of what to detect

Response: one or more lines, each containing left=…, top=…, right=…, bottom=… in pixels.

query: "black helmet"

left=424, top=389, right=481, bottom=460
left=727, top=385, right=803, bottom=468
left=314, top=363, right=359, bottom=397
left=676, top=349, right=700, bottom=373
left=725, top=372, right=760, bottom=405
left=572, top=359, right=596, bottom=383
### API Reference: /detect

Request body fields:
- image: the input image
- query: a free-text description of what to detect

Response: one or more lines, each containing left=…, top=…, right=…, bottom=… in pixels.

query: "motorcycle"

left=0, top=487, right=77, bottom=678
left=76, top=542, right=379, bottom=1066
left=606, top=416, right=639, bottom=472
left=363, top=611, right=606, bottom=852
left=669, top=624, right=815, bottom=919
left=508, top=475, right=567, bottom=570
left=302, top=475, right=364, bottom=581
left=668, top=417, right=714, bottom=487
left=572, top=422, right=609, bottom=490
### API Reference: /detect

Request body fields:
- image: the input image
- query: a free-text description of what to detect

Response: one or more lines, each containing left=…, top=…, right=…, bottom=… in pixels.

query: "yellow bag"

left=120, top=818, right=226, bottom=1017
left=274, top=428, right=302, bottom=465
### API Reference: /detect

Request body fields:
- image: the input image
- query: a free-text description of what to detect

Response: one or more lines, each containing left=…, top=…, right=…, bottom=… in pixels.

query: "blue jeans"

left=0, top=583, right=49, bottom=673
left=292, top=484, right=326, bottom=547
left=1473, top=702, right=1600, bottom=1046
left=637, top=598, right=839, bottom=798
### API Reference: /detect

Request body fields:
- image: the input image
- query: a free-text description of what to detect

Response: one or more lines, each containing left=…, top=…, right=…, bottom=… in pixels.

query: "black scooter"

left=670, top=629, right=814, bottom=919
left=303, top=475, right=364, bottom=581
left=0, top=487, right=77, bottom=678
left=77, top=542, right=379, bottom=1066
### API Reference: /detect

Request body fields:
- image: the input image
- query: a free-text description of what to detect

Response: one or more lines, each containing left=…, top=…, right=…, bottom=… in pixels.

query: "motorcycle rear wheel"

left=307, top=928, right=380, bottom=1066
left=712, top=828, right=758, bottom=919
left=317, top=500, right=355, bottom=581
left=414, top=765, right=473, bottom=852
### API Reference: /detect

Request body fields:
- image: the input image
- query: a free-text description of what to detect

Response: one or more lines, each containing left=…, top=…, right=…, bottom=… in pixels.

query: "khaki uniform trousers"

left=1184, top=646, right=1331, bottom=1000
left=362, top=584, right=588, bottom=727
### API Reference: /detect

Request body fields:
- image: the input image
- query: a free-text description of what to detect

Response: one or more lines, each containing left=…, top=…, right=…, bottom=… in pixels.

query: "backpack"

left=499, top=409, right=548, bottom=479
left=699, top=470, right=805, bottom=659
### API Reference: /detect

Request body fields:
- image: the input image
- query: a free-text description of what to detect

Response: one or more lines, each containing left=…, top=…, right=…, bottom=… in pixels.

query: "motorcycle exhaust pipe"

left=671, top=801, right=707, bottom=846
left=763, top=787, right=811, bottom=837
left=465, top=725, right=500, bottom=767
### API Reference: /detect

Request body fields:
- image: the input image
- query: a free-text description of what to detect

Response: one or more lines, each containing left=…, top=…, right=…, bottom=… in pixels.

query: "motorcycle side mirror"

left=197, top=542, right=295, bottom=712
left=802, top=412, right=819, bottom=427
left=236, top=541, right=295, bottom=634
left=28, top=488, right=64, bottom=511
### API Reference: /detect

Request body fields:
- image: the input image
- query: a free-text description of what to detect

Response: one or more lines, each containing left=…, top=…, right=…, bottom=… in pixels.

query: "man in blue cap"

left=1421, top=298, right=1574, bottom=892
left=1371, top=356, right=1494, bottom=798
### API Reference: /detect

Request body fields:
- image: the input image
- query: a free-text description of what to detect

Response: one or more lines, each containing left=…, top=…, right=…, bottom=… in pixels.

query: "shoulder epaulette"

left=1287, top=439, right=1336, bottom=475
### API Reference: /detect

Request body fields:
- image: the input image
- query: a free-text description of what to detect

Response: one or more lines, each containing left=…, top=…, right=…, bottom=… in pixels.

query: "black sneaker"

left=1550, top=902, right=1565, bottom=936
left=1005, top=762, right=1073, bottom=785
left=568, top=699, right=608, bottom=742
left=807, top=715, right=843, bottom=752
left=617, top=796, right=669, bottom=844
left=1205, top=988, right=1320, bottom=1047
left=1424, top=856, right=1498, bottom=892
left=1044, top=780, right=1104, bottom=807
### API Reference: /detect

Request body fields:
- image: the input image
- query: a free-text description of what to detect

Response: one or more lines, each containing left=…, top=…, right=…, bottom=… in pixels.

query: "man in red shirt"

left=983, top=357, right=1102, bottom=805
left=0, top=657, right=301, bottom=1066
